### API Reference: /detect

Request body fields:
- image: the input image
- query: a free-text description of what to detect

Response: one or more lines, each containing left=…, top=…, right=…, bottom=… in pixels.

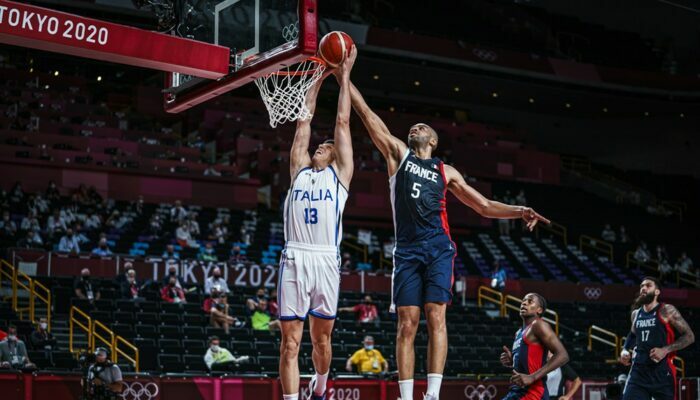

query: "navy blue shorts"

left=391, top=235, right=456, bottom=309
left=622, top=362, right=676, bottom=400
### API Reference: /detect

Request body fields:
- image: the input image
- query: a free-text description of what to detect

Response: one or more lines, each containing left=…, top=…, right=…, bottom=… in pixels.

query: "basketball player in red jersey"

left=500, top=293, right=569, bottom=400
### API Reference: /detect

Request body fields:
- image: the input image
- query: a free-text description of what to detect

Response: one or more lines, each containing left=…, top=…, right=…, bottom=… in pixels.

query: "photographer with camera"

left=84, top=347, right=123, bottom=399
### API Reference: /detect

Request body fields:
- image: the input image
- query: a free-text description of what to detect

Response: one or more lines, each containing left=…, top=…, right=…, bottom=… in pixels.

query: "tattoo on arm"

left=661, top=304, right=695, bottom=352
left=630, top=309, right=638, bottom=334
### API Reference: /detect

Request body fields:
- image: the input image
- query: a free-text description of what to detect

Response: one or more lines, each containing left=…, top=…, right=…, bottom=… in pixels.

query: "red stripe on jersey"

left=522, top=322, right=546, bottom=400
left=658, top=303, right=678, bottom=399
left=437, top=161, right=451, bottom=238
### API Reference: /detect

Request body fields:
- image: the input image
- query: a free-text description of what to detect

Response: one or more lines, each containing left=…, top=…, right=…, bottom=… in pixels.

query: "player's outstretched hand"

left=510, top=370, right=534, bottom=387
left=500, top=345, right=513, bottom=367
left=334, top=45, right=357, bottom=80
left=521, top=207, right=550, bottom=231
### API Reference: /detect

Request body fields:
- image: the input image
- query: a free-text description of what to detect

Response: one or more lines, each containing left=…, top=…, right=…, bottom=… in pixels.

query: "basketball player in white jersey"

left=278, top=46, right=357, bottom=400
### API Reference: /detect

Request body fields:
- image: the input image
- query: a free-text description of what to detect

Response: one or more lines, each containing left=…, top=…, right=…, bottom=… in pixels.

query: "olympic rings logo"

left=471, top=48, right=498, bottom=62
left=464, top=384, right=497, bottom=400
left=120, top=381, right=159, bottom=400
left=584, top=287, right=602, bottom=300
left=282, top=21, right=299, bottom=42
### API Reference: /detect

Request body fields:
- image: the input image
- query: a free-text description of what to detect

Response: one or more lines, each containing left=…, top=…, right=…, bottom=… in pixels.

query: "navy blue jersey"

left=390, top=150, right=450, bottom=245
left=633, top=303, right=675, bottom=366
left=510, top=321, right=548, bottom=399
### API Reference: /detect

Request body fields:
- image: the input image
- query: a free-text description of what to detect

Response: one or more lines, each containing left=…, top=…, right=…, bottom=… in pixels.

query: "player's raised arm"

left=443, top=164, right=550, bottom=230
left=348, top=82, right=407, bottom=175
left=652, top=303, right=695, bottom=361
left=289, top=72, right=328, bottom=178
left=331, top=46, right=356, bottom=189
left=511, top=320, right=569, bottom=387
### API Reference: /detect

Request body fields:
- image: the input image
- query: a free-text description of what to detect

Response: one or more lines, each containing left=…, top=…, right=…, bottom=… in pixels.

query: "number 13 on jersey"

left=304, top=208, right=318, bottom=224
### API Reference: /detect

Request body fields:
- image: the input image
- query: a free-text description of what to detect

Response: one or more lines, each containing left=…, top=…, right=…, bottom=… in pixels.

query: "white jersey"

left=283, top=165, right=348, bottom=249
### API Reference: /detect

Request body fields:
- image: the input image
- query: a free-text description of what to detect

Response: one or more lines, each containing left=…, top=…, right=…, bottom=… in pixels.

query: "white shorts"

left=278, top=241, right=340, bottom=320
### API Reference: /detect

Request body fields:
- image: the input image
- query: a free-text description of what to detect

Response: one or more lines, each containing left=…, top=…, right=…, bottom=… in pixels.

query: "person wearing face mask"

left=198, top=242, right=218, bottom=262
left=245, top=287, right=268, bottom=315
left=160, top=276, right=187, bottom=304
left=203, top=288, right=240, bottom=334
left=0, top=325, right=36, bottom=370
left=58, top=228, right=81, bottom=254
left=30, top=318, right=57, bottom=362
left=119, top=268, right=144, bottom=301
left=74, top=268, right=101, bottom=304
left=161, top=264, right=185, bottom=289
left=204, top=267, right=230, bottom=296
left=0, top=211, right=17, bottom=237
left=338, top=295, right=379, bottom=327
left=203, top=336, right=248, bottom=371
left=345, top=336, right=388, bottom=375
left=91, top=238, right=113, bottom=257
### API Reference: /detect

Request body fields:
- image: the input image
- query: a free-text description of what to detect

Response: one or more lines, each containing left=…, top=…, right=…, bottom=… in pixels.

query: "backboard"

left=163, top=0, right=318, bottom=113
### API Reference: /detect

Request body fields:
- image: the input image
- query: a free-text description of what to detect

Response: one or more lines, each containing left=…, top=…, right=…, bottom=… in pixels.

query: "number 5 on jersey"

left=304, top=208, right=318, bottom=224
left=411, top=183, right=422, bottom=199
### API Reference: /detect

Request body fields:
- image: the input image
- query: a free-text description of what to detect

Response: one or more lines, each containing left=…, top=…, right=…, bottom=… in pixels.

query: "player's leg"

left=280, top=319, right=305, bottom=399
left=423, top=238, right=456, bottom=399
left=649, top=362, right=676, bottom=400
left=392, top=245, right=425, bottom=400
left=307, top=251, right=340, bottom=399
left=621, top=367, right=652, bottom=400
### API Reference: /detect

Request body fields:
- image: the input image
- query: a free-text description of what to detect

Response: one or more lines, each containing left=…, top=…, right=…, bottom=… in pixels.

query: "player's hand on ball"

left=334, top=45, right=357, bottom=79
left=522, top=207, right=550, bottom=231
left=500, top=346, right=513, bottom=367
left=510, top=370, right=534, bottom=387
left=649, top=347, right=669, bottom=363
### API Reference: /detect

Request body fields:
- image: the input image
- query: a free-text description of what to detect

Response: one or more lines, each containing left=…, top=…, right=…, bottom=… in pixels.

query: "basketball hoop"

left=254, top=56, right=326, bottom=128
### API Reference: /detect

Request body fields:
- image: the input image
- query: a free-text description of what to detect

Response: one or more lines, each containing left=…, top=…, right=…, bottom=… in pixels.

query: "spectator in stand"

left=198, top=242, right=218, bottom=262
left=176, top=222, right=199, bottom=248
left=633, top=242, right=651, bottom=264
left=204, top=267, right=230, bottom=296
left=341, top=252, right=354, bottom=271
left=675, top=252, right=693, bottom=275
left=246, top=287, right=268, bottom=314
left=45, top=180, right=60, bottom=202
left=149, top=214, right=162, bottom=237
left=84, top=212, right=102, bottom=231
left=491, top=260, right=507, bottom=291
left=658, top=258, right=673, bottom=282
left=74, top=268, right=100, bottom=304
left=618, top=226, right=629, bottom=244
left=601, top=224, right=616, bottom=242
left=656, top=245, right=668, bottom=262
left=72, top=223, right=90, bottom=246
left=203, top=165, right=221, bottom=177
left=339, top=295, right=379, bottom=327
left=229, top=245, right=247, bottom=264
left=0, top=210, right=17, bottom=237
left=57, top=228, right=80, bottom=254
left=250, top=297, right=279, bottom=331
left=345, top=335, right=388, bottom=375
left=120, top=268, right=143, bottom=301
left=515, top=190, right=527, bottom=207
left=203, top=287, right=238, bottom=334
left=20, top=211, right=41, bottom=232
left=16, top=230, right=42, bottom=248
left=161, top=264, right=185, bottom=289
left=188, top=213, right=200, bottom=237
left=0, top=325, right=35, bottom=370
left=30, top=318, right=56, bottom=361
left=170, top=200, right=188, bottom=222
left=46, top=209, right=67, bottom=238
left=161, top=276, right=186, bottom=304
left=91, top=238, right=113, bottom=257
left=204, top=336, right=248, bottom=371
left=208, top=222, right=226, bottom=245
left=9, top=182, right=24, bottom=204
left=162, top=244, right=180, bottom=261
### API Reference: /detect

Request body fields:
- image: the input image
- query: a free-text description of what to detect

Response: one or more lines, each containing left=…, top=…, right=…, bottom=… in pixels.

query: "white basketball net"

left=254, top=58, right=326, bottom=128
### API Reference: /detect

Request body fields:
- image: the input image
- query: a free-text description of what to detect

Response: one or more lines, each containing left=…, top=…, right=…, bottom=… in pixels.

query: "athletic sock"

left=399, top=379, right=414, bottom=400
left=314, top=371, right=329, bottom=395
left=426, top=373, right=443, bottom=397
left=283, top=393, right=298, bottom=400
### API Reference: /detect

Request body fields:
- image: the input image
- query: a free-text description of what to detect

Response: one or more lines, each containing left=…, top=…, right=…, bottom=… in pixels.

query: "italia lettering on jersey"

left=390, top=150, right=450, bottom=244
left=633, top=303, right=675, bottom=366
left=283, top=166, right=348, bottom=248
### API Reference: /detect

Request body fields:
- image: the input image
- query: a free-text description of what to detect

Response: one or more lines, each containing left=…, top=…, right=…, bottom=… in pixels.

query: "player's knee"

left=397, top=318, right=419, bottom=339
left=311, top=334, right=331, bottom=354
left=281, top=336, right=301, bottom=358
left=425, top=306, right=446, bottom=330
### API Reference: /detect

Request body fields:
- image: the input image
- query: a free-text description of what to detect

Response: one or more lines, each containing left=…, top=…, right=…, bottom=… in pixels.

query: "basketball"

left=318, top=31, right=354, bottom=68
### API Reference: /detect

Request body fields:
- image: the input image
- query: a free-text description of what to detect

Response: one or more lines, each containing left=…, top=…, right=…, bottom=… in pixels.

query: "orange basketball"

left=318, top=31, right=354, bottom=68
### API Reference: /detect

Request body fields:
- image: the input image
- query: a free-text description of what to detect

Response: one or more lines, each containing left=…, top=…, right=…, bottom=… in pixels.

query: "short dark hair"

left=208, top=336, right=219, bottom=344
left=643, top=276, right=661, bottom=290
left=532, top=293, right=547, bottom=317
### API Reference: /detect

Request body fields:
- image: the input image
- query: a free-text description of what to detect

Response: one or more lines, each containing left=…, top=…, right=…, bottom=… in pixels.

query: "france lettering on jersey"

left=389, top=150, right=450, bottom=245
left=509, top=322, right=548, bottom=399
left=283, top=165, right=348, bottom=248
left=633, top=303, right=675, bottom=366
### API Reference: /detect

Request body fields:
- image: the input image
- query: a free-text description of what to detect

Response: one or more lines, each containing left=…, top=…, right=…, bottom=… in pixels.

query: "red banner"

left=0, top=0, right=229, bottom=78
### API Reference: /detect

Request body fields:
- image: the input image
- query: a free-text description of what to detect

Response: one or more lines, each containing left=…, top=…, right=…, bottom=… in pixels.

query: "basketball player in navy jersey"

left=278, top=47, right=357, bottom=400
left=347, top=84, right=550, bottom=400
left=619, top=277, right=694, bottom=400
left=500, top=293, right=569, bottom=400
